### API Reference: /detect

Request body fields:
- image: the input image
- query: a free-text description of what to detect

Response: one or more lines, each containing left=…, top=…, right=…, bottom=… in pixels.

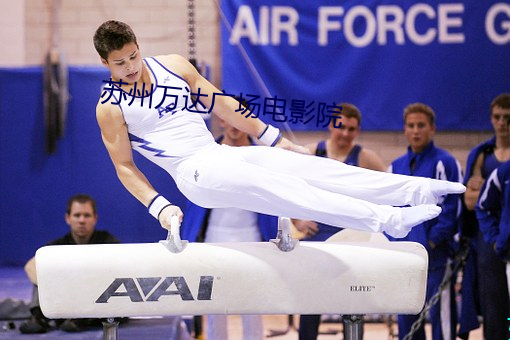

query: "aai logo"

left=96, top=276, right=214, bottom=303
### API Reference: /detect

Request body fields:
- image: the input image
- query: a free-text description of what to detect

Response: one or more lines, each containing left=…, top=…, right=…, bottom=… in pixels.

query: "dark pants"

left=298, top=315, right=364, bottom=340
left=298, top=314, right=322, bottom=340
left=457, top=241, right=481, bottom=338
left=398, top=264, right=456, bottom=340
left=477, top=232, right=510, bottom=340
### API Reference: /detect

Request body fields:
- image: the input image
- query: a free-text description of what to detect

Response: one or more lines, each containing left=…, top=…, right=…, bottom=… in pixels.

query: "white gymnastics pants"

left=175, top=144, right=436, bottom=234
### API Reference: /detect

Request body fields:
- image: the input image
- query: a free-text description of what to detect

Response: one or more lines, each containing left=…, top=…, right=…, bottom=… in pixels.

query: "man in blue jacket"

left=388, top=103, right=462, bottom=340
left=181, top=119, right=278, bottom=340
left=477, top=160, right=510, bottom=261
left=475, top=114, right=510, bottom=338
left=460, top=93, right=510, bottom=340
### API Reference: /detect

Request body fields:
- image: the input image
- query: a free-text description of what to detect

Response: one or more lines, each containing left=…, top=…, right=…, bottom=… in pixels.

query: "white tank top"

left=114, top=57, right=216, bottom=177
left=205, top=207, right=262, bottom=242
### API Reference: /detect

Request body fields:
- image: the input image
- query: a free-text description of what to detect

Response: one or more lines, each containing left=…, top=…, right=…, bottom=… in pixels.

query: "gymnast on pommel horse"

left=93, top=20, right=465, bottom=241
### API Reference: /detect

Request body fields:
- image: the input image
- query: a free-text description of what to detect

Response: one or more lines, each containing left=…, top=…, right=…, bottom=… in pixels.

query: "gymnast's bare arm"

left=96, top=101, right=183, bottom=227
left=159, top=54, right=309, bottom=153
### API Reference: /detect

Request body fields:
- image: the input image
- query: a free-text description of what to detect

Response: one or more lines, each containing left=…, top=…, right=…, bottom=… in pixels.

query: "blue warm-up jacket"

left=388, top=141, right=462, bottom=269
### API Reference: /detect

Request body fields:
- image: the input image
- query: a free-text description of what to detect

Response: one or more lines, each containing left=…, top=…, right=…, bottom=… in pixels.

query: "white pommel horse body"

left=36, top=218, right=428, bottom=340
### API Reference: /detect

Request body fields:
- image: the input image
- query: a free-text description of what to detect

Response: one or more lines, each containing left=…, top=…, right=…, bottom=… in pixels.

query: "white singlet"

left=116, top=57, right=217, bottom=178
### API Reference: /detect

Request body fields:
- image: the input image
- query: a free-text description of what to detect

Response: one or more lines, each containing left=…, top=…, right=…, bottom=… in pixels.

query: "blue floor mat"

left=0, top=317, right=193, bottom=339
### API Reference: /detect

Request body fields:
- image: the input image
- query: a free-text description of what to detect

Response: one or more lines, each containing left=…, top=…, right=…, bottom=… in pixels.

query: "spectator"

left=460, top=93, right=510, bottom=340
left=296, top=103, right=385, bottom=340
left=388, top=103, right=462, bottom=340
left=19, top=194, right=120, bottom=334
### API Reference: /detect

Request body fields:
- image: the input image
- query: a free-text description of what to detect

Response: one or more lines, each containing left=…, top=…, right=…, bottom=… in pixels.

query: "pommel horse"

left=36, top=217, right=428, bottom=340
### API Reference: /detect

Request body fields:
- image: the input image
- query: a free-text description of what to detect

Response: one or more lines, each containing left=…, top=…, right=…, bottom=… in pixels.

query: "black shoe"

left=19, top=317, right=49, bottom=334
left=59, top=319, right=81, bottom=332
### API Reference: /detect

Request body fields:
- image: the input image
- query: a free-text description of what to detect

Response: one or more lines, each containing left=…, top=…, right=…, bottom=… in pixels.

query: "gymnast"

left=93, top=20, right=465, bottom=239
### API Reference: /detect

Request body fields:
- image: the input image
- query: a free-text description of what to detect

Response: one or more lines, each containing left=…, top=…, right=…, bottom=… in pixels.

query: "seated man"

left=19, top=194, right=120, bottom=334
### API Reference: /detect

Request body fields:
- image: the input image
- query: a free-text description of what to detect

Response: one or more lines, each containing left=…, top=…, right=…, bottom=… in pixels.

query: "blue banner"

left=221, top=1, right=510, bottom=131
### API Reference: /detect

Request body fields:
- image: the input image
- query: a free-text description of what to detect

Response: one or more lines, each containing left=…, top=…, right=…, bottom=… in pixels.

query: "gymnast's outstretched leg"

left=226, top=145, right=465, bottom=206
left=177, top=150, right=441, bottom=238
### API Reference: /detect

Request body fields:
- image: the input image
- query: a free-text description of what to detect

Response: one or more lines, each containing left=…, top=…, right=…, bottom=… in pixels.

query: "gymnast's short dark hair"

left=93, top=20, right=138, bottom=60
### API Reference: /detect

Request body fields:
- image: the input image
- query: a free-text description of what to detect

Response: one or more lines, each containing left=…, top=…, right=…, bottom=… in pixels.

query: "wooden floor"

left=0, top=315, right=485, bottom=339
left=211, top=314, right=485, bottom=339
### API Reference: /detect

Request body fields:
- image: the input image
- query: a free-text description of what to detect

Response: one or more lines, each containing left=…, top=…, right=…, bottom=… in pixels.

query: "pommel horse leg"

left=102, top=318, right=119, bottom=340
left=343, top=314, right=363, bottom=340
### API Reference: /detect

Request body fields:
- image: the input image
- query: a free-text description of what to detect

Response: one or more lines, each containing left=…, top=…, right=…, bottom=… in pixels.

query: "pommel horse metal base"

left=36, top=218, right=428, bottom=340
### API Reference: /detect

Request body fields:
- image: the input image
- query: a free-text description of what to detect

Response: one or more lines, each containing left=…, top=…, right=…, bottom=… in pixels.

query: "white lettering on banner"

left=318, top=4, right=464, bottom=46
left=229, top=3, right=507, bottom=47
left=377, top=5, right=405, bottom=45
left=344, top=6, right=377, bottom=47
left=405, top=4, right=436, bottom=45
left=230, top=6, right=258, bottom=44
left=260, top=6, right=269, bottom=45
left=438, top=3, right=465, bottom=43
left=318, top=7, right=344, bottom=46
left=272, top=6, right=299, bottom=45
left=485, top=3, right=510, bottom=45
left=230, top=5, right=299, bottom=45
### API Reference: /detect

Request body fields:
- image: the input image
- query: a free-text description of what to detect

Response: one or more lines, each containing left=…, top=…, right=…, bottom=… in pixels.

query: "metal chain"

left=402, top=242, right=470, bottom=340
left=187, top=0, right=196, bottom=67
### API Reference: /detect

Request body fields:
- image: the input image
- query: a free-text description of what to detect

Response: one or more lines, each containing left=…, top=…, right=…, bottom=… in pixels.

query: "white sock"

left=386, top=204, right=442, bottom=238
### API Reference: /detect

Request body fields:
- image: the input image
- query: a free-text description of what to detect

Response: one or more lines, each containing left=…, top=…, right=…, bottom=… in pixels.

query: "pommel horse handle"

left=159, top=215, right=188, bottom=253
left=159, top=216, right=298, bottom=253
left=270, top=217, right=299, bottom=252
